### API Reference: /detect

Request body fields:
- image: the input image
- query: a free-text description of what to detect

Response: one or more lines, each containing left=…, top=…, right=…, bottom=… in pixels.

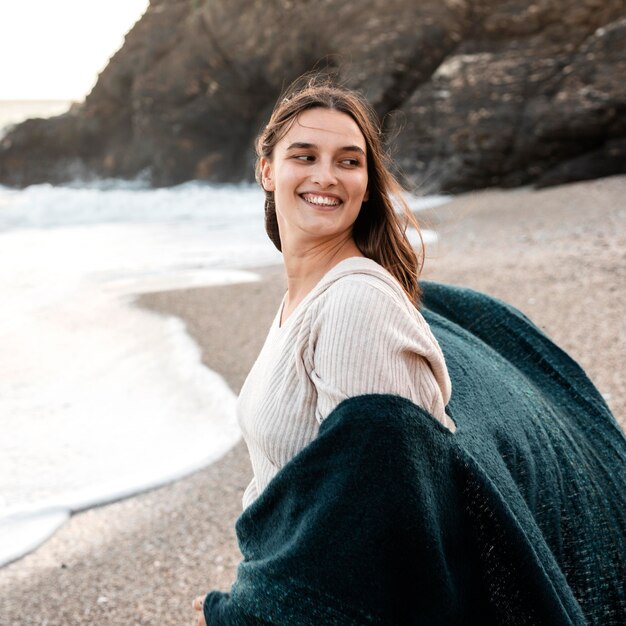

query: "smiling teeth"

left=302, top=194, right=341, bottom=206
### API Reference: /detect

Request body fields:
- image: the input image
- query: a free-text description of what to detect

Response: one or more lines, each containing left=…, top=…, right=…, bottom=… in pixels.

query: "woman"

left=239, top=77, right=457, bottom=510
left=193, top=76, right=626, bottom=626
left=192, top=75, right=456, bottom=622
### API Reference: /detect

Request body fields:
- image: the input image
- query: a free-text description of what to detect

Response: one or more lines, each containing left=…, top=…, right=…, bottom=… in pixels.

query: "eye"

left=340, top=158, right=360, bottom=167
left=293, top=154, right=315, bottom=162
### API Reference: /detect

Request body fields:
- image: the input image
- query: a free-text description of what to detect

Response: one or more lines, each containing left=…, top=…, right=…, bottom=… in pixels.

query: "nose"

left=310, top=158, right=338, bottom=188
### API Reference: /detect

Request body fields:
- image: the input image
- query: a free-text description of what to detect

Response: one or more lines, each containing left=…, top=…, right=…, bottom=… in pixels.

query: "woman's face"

left=260, top=107, right=369, bottom=249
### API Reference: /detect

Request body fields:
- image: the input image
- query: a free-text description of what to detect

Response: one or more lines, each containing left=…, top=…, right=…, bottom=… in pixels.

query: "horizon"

left=0, top=98, right=75, bottom=103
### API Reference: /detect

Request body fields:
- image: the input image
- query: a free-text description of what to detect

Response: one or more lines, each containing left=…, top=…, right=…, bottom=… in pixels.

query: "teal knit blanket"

left=202, top=282, right=626, bottom=625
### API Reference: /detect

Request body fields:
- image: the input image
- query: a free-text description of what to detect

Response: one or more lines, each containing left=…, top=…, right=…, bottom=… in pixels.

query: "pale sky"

left=0, top=0, right=150, bottom=100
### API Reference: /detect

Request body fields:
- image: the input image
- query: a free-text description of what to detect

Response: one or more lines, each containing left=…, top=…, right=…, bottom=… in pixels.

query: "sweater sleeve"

left=309, top=278, right=454, bottom=430
left=242, top=475, right=259, bottom=510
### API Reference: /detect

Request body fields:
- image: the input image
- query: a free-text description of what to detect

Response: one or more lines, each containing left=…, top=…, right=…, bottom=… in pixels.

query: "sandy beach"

left=1, top=176, right=624, bottom=626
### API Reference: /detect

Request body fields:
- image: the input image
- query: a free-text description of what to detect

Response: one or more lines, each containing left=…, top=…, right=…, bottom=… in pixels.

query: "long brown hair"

left=255, top=74, right=425, bottom=306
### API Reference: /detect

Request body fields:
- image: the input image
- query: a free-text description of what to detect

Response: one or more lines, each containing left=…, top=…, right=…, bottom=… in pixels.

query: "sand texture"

left=1, top=176, right=624, bottom=626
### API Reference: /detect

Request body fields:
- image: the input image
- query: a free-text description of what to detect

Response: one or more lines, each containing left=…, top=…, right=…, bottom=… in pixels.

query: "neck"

left=281, top=236, right=364, bottom=306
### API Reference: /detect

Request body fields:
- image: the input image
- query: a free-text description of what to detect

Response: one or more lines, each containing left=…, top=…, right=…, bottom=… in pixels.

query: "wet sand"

left=1, top=175, right=624, bottom=626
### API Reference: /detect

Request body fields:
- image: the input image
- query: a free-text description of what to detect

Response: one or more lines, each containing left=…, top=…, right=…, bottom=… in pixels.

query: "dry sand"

left=1, top=176, right=624, bottom=626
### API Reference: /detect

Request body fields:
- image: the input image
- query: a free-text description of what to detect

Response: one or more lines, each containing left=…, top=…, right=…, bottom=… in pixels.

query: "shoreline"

left=1, top=176, right=623, bottom=625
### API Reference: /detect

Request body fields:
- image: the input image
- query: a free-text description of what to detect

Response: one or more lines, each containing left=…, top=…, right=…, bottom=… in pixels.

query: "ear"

left=363, top=186, right=369, bottom=202
left=260, top=157, right=275, bottom=192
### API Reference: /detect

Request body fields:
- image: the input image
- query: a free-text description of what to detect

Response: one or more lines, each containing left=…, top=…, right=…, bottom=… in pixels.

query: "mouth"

left=299, top=192, right=343, bottom=208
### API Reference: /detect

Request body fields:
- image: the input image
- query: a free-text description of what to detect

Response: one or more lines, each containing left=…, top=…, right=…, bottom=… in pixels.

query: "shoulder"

left=311, top=271, right=416, bottom=337
left=329, top=275, right=401, bottom=309
left=319, top=260, right=415, bottom=317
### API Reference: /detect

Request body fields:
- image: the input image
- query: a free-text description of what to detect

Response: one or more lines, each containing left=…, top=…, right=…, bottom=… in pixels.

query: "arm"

left=309, top=278, right=451, bottom=427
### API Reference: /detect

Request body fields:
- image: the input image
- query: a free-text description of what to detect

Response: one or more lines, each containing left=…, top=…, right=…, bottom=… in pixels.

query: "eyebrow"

left=286, top=142, right=366, bottom=156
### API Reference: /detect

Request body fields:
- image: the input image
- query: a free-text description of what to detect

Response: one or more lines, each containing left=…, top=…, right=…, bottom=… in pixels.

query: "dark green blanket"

left=202, top=282, right=626, bottom=625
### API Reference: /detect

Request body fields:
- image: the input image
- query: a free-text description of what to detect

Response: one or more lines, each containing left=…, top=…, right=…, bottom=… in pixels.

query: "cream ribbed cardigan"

left=236, top=256, right=454, bottom=510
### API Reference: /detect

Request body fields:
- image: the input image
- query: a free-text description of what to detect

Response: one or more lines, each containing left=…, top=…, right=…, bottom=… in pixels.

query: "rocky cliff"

left=1, top=0, right=624, bottom=192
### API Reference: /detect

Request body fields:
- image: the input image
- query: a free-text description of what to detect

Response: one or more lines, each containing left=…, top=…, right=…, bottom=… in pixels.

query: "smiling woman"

left=246, top=75, right=454, bottom=429
left=190, top=74, right=455, bottom=623
left=191, top=75, right=626, bottom=626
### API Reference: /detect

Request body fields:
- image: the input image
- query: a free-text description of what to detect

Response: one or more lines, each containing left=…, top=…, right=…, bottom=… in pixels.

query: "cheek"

left=350, top=172, right=369, bottom=199
left=273, top=167, right=304, bottom=213
left=274, top=164, right=301, bottom=192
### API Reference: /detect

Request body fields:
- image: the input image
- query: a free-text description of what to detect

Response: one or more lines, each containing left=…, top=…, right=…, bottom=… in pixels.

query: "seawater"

left=0, top=181, right=286, bottom=567
left=0, top=105, right=452, bottom=567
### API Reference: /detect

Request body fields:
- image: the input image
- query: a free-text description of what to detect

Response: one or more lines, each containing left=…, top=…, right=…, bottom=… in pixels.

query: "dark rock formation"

left=1, top=0, right=625, bottom=192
